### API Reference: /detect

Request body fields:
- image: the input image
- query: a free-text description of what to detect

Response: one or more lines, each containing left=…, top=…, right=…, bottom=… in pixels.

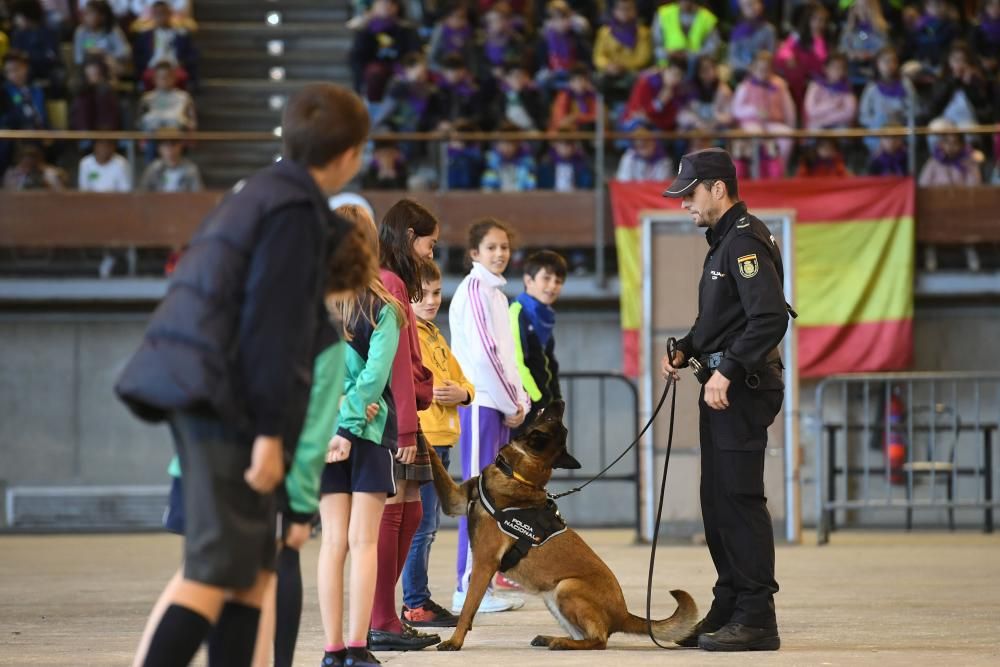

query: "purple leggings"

left=455, top=405, right=509, bottom=591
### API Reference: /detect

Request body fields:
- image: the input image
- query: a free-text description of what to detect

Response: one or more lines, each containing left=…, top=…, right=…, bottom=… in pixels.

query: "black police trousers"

left=698, top=372, right=783, bottom=629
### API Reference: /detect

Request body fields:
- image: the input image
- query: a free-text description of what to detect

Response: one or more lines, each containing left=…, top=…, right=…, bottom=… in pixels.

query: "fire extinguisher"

left=886, top=385, right=907, bottom=485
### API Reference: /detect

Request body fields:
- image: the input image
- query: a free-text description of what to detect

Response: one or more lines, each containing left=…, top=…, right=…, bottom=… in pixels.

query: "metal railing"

left=445, top=371, right=640, bottom=533
left=4, top=119, right=1000, bottom=288
left=814, top=372, right=1000, bottom=544
left=553, top=371, right=641, bottom=535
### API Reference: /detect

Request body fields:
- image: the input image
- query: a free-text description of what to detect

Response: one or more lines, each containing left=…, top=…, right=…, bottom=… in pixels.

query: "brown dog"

left=429, top=400, right=697, bottom=651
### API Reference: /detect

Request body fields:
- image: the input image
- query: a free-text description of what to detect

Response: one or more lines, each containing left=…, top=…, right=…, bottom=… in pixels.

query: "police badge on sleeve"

left=738, top=253, right=759, bottom=278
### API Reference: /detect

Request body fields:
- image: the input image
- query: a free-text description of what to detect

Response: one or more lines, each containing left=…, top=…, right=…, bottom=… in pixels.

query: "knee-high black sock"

left=143, top=604, right=211, bottom=667
left=207, top=601, right=261, bottom=667
left=274, top=547, right=303, bottom=667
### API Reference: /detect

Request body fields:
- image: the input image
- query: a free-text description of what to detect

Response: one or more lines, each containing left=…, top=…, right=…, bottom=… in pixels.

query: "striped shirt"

left=448, top=262, right=529, bottom=416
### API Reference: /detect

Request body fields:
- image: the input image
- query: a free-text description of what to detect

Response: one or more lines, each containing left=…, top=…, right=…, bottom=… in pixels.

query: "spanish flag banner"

left=609, top=177, right=915, bottom=379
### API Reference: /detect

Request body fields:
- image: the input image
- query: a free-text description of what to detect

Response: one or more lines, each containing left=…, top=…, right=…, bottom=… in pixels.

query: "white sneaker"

left=451, top=589, right=523, bottom=614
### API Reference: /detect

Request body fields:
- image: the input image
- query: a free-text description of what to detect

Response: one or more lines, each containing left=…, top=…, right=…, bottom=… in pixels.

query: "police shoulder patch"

left=737, top=253, right=759, bottom=278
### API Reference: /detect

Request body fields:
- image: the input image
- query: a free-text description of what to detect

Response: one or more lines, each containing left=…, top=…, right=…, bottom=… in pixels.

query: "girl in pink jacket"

left=804, top=53, right=857, bottom=130
left=731, top=51, right=797, bottom=178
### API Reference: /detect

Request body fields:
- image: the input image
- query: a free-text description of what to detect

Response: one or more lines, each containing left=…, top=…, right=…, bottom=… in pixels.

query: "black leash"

left=645, top=374, right=678, bottom=649
left=545, top=338, right=683, bottom=650
left=547, top=363, right=675, bottom=502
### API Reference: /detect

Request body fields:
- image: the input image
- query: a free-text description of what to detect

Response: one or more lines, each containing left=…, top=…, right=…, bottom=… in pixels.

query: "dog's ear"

left=540, top=400, right=565, bottom=422
left=553, top=448, right=581, bottom=470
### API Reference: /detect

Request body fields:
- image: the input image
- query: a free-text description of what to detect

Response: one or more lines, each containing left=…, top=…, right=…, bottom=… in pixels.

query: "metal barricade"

left=555, top=372, right=640, bottom=535
left=815, top=372, right=1000, bottom=544
left=449, top=372, right=640, bottom=534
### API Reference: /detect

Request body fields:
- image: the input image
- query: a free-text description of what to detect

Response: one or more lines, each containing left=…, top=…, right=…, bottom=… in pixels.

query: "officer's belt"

left=697, top=348, right=781, bottom=371
left=476, top=457, right=567, bottom=572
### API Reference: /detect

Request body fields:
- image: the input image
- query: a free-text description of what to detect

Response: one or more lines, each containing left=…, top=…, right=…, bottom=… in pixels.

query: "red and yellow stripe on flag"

left=609, top=177, right=915, bottom=378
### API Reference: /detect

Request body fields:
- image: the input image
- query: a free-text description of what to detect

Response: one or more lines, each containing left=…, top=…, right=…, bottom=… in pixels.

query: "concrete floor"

left=1, top=529, right=998, bottom=666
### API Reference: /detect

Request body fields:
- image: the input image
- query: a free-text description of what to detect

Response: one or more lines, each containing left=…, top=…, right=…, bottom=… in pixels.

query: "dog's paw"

left=437, top=639, right=463, bottom=652
left=531, top=635, right=552, bottom=647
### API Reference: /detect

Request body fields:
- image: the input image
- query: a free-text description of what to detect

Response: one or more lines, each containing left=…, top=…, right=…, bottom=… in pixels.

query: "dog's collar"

left=493, top=454, right=544, bottom=490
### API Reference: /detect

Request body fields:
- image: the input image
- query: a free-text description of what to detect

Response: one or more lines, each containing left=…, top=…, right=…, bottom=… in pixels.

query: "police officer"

left=660, top=148, right=788, bottom=652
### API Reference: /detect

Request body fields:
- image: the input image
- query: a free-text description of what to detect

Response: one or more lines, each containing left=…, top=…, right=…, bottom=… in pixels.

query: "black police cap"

left=662, top=147, right=737, bottom=198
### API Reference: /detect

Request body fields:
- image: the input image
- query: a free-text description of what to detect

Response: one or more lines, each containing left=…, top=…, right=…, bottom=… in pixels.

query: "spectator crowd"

left=1, top=0, right=202, bottom=191
left=347, top=0, right=1000, bottom=188
left=5, top=0, right=1000, bottom=192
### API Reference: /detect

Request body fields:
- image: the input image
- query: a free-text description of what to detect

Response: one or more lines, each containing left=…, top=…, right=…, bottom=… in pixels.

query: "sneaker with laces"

left=451, top=589, right=524, bottom=614
left=402, top=599, right=459, bottom=627
left=493, top=573, right=523, bottom=591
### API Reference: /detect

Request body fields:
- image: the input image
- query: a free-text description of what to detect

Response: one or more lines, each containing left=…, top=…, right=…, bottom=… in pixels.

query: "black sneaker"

left=402, top=599, right=460, bottom=628
left=675, top=616, right=728, bottom=648
left=320, top=648, right=347, bottom=667
left=367, top=625, right=440, bottom=651
left=698, top=622, right=780, bottom=652
left=343, top=647, right=381, bottom=666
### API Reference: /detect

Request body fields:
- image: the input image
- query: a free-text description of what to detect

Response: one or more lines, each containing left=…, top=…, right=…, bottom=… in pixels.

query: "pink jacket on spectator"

left=775, top=33, right=827, bottom=108
left=731, top=75, right=796, bottom=127
left=803, top=80, right=857, bottom=129
left=918, top=154, right=982, bottom=187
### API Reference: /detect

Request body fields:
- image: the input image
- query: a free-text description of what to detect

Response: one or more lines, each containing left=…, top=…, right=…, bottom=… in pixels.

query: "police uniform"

left=664, top=149, right=788, bottom=650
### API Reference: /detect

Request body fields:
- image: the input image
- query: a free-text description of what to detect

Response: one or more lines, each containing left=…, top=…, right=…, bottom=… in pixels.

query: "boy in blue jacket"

left=509, top=250, right=568, bottom=436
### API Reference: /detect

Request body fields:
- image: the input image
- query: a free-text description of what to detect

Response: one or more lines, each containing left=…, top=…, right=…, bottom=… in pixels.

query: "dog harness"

left=477, top=455, right=568, bottom=572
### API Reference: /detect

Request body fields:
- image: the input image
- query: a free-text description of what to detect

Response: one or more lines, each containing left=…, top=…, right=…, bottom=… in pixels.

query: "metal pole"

left=907, top=90, right=917, bottom=177
left=594, top=94, right=607, bottom=288
left=781, top=215, right=800, bottom=543
left=640, top=216, right=656, bottom=542
left=126, top=139, right=137, bottom=175
left=815, top=380, right=828, bottom=544
left=438, top=136, right=448, bottom=193
left=751, top=137, right=761, bottom=180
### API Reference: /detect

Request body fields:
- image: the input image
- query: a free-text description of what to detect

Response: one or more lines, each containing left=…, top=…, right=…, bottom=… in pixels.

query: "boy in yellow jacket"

left=401, top=258, right=475, bottom=628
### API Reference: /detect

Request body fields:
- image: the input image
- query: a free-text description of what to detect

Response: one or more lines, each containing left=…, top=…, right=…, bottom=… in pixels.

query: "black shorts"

left=170, top=410, right=277, bottom=590
left=163, top=476, right=185, bottom=535
left=320, top=437, right=396, bottom=497
left=164, top=475, right=294, bottom=540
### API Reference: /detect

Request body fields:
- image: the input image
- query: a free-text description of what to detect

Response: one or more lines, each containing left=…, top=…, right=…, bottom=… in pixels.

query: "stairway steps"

left=187, top=2, right=357, bottom=185
left=194, top=0, right=350, bottom=24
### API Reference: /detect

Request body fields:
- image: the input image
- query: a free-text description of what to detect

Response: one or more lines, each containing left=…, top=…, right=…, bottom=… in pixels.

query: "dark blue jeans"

left=401, top=445, right=450, bottom=609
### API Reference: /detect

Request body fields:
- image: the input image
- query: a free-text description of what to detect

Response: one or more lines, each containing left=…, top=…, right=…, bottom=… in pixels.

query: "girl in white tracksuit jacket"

left=448, top=219, right=530, bottom=606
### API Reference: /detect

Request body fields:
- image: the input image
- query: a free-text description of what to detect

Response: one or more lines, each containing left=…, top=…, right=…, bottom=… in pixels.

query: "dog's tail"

left=427, top=445, right=471, bottom=516
left=621, top=589, right=698, bottom=644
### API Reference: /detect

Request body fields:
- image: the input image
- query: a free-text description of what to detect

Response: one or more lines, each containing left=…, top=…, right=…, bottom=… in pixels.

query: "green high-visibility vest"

left=658, top=3, right=717, bottom=53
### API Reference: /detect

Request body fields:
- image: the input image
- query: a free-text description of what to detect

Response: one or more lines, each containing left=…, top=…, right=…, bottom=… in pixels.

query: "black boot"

left=675, top=615, right=728, bottom=648
left=698, top=623, right=780, bottom=652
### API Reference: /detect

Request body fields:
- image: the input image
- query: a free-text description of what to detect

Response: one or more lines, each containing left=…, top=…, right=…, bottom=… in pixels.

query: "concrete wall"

left=2, top=304, right=999, bottom=533
left=0, top=309, right=637, bottom=530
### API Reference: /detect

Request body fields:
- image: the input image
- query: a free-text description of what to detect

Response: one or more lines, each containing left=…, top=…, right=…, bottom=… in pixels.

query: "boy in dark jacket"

left=117, top=83, right=371, bottom=667
left=509, top=250, right=568, bottom=436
